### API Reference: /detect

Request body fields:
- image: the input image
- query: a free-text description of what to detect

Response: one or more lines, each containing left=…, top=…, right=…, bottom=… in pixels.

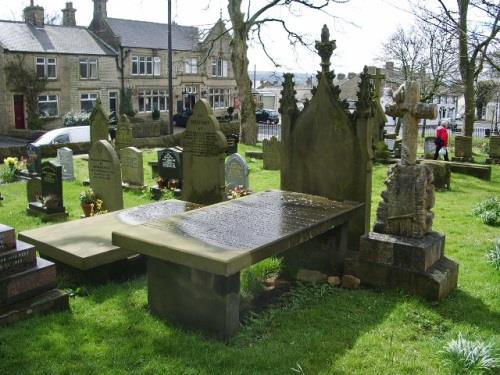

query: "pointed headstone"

left=263, top=136, right=281, bottom=170
left=89, top=99, right=109, bottom=147
left=115, top=114, right=133, bottom=152
left=182, top=99, right=227, bottom=205
left=89, top=140, right=123, bottom=212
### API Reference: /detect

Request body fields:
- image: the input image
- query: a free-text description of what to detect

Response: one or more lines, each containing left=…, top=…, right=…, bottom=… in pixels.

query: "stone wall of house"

left=0, top=52, right=119, bottom=135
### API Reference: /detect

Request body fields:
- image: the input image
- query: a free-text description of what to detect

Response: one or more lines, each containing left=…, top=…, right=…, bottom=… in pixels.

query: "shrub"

left=63, top=111, right=91, bottom=127
left=152, top=108, right=160, bottom=121
left=486, top=239, right=500, bottom=270
left=442, top=333, right=498, bottom=374
left=472, top=196, right=500, bottom=226
left=120, top=88, right=136, bottom=118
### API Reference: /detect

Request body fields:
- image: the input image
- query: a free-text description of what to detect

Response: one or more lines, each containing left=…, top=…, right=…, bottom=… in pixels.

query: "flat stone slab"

left=112, top=190, right=363, bottom=276
left=19, top=200, right=200, bottom=271
left=447, top=161, right=491, bottom=181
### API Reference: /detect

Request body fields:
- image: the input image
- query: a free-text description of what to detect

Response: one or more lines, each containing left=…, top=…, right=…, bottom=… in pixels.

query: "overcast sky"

left=0, top=0, right=417, bottom=74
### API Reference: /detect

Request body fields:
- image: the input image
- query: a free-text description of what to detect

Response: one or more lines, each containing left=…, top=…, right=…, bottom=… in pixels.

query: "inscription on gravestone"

left=89, top=140, right=124, bottom=212
left=158, top=147, right=183, bottom=183
left=120, top=147, right=144, bottom=187
left=57, top=147, right=75, bottom=181
left=225, top=153, right=249, bottom=190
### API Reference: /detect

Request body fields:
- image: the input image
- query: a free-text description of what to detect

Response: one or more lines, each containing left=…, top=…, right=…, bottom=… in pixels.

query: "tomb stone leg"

left=147, top=258, right=240, bottom=340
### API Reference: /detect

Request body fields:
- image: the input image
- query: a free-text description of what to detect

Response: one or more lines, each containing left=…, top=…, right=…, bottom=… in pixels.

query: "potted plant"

left=155, top=176, right=167, bottom=189
left=79, top=188, right=96, bottom=217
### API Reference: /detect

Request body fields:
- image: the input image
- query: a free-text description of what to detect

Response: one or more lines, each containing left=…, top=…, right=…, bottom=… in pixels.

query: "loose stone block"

left=452, top=136, right=473, bottom=162
left=57, top=147, right=75, bottom=181
left=120, top=147, right=144, bottom=188
left=182, top=99, right=227, bottom=205
left=89, top=140, right=124, bottom=212
left=225, top=153, right=249, bottom=190
left=341, top=275, right=360, bottom=289
left=0, top=257, right=57, bottom=306
left=0, top=224, right=16, bottom=252
left=263, top=136, right=281, bottom=170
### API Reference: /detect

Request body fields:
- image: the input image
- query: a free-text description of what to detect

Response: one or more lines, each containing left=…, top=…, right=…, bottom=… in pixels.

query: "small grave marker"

left=120, top=147, right=145, bottom=188
left=57, top=147, right=74, bottom=181
left=225, top=153, right=249, bottom=190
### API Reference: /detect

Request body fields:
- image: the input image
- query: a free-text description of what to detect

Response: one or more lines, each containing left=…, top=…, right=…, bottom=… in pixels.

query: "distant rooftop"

left=106, top=18, right=199, bottom=51
left=0, top=20, right=115, bottom=55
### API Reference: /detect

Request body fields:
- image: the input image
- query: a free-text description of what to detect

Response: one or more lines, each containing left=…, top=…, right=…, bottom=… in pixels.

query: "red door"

left=14, top=95, right=25, bottom=129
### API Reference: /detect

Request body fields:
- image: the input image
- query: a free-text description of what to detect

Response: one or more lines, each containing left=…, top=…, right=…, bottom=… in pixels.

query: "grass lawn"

left=0, top=143, right=498, bottom=374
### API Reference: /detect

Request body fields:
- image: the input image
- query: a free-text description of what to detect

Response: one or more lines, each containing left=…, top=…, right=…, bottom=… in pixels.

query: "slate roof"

left=0, top=20, right=116, bottom=55
left=106, top=18, right=199, bottom=51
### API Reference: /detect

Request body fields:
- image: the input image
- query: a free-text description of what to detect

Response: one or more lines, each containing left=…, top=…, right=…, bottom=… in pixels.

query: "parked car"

left=256, top=109, right=279, bottom=124
left=32, top=126, right=90, bottom=146
left=172, top=109, right=193, bottom=127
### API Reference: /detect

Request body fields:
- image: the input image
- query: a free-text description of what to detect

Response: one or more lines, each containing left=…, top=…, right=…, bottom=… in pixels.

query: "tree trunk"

left=463, top=66, right=476, bottom=137
left=228, top=1, right=257, bottom=145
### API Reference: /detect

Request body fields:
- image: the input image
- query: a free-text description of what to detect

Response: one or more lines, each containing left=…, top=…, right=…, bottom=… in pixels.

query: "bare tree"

left=225, top=0, right=349, bottom=145
left=412, top=0, right=500, bottom=154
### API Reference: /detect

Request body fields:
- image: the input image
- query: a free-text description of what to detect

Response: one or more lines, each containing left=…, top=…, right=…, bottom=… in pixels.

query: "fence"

left=386, top=125, right=493, bottom=139
left=258, top=123, right=281, bottom=142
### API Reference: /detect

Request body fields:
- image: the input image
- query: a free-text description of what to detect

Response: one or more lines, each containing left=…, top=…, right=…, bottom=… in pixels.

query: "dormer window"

left=36, top=57, right=57, bottom=79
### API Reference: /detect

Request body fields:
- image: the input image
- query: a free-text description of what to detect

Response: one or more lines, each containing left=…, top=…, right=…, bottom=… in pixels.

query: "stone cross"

left=368, top=67, right=385, bottom=100
left=385, top=81, right=437, bottom=165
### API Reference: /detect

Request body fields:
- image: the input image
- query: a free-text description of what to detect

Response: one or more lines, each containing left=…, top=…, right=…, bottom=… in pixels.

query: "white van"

left=32, top=126, right=90, bottom=146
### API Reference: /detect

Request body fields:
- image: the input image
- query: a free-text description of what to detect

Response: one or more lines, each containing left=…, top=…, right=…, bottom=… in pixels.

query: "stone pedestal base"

left=0, top=289, right=69, bottom=327
left=345, top=231, right=458, bottom=301
left=27, top=202, right=68, bottom=222
left=147, top=258, right=240, bottom=340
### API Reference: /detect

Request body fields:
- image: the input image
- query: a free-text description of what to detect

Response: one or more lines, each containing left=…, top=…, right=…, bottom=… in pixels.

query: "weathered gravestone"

left=345, top=81, right=458, bottom=301
left=27, top=161, right=68, bottom=221
left=57, top=147, right=74, bottom=181
left=89, top=140, right=124, bottom=212
left=26, top=143, right=42, bottom=175
left=115, top=115, right=133, bottom=153
left=424, top=136, right=437, bottom=159
left=263, top=136, right=281, bottom=170
left=182, top=99, right=227, bottom=205
left=120, top=147, right=144, bottom=188
left=280, top=25, right=374, bottom=268
left=453, top=135, right=473, bottom=162
left=486, top=135, right=500, bottom=164
left=367, top=66, right=387, bottom=145
left=421, top=160, right=451, bottom=190
left=89, top=99, right=109, bottom=146
left=225, top=153, right=249, bottom=190
left=26, top=176, right=41, bottom=203
left=158, top=147, right=183, bottom=185
left=0, top=224, right=69, bottom=326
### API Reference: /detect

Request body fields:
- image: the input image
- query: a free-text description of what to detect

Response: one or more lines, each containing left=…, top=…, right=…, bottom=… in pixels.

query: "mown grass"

left=0, top=144, right=499, bottom=375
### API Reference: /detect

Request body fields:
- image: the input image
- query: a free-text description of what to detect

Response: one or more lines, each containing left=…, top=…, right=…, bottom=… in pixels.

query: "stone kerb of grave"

left=182, top=99, right=227, bottom=205
left=89, top=140, right=124, bottom=212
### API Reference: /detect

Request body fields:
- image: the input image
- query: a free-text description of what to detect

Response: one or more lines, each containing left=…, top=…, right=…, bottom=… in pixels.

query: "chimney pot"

left=62, top=2, right=77, bottom=27
left=24, top=3, right=44, bottom=28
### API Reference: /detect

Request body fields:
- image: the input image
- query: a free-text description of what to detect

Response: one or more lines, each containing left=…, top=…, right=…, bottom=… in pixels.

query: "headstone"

left=182, top=99, right=227, bottom=205
left=0, top=224, right=69, bottom=326
left=27, top=161, right=67, bottom=221
left=345, top=81, right=458, bottom=301
left=421, top=160, right=451, bottom=190
left=280, top=25, right=374, bottom=253
left=263, top=136, right=281, bottom=170
left=225, top=134, right=239, bottom=155
left=57, top=147, right=74, bottom=181
left=120, top=147, right=144, bottom=188
left=89, top=140, right=124, bottom=212
left=225, top=153, right=249, bottom=190
left=486, top=135, right=500, bottom=164
left=89, top=99, right=109, bottom=146
left=424, top=136, right=437, bottom=159
left=158, top=147, right=183, bottom=184
left=452, top=135, right=473, bottom=162
left=115, top=115, right=133, bottom=152
left=26, top=176, right=41, bottom=203
left=26, top=143, right=42, bottom=175
left=367, top=67, right=387, bottom=144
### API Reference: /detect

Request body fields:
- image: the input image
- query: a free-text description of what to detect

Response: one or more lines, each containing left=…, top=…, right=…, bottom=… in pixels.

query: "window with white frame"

left=132, top=56, right=161, bottom=76
left=38, top=95, right=58, bottom=117
left=208, top=88, right=231, bottom=109
left=211, top=58, right=228, bottom=77
left=80, top=93, right=99, bottom=113
left=36, top=57, right=57, bottom=79
left=138, top=90, right=169, bottom=113
left=80, top=58, right=98, bottom=79
left=185, top=58, right=198, bottom=74
left=109, top=91, right=118, bottom=115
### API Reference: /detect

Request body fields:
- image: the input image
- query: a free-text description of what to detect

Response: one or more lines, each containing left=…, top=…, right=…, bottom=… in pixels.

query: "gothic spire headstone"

left=345, top=80, right=459, bottom=301
left=89, top=99, right=109, bottom=147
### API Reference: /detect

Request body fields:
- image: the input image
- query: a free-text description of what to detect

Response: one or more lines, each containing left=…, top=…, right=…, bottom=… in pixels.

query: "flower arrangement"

left=79, top=188, right=96, bottom=205
left=79, top=188, right=106, bottom=217
left=228, top=185, right=251, bottom=200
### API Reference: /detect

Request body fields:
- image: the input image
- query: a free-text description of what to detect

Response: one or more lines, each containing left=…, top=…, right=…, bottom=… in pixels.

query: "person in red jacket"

left=434, top=120, right=449, bottom=161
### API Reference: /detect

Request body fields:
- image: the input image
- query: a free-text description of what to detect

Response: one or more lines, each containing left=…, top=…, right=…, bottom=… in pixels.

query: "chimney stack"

left=93, top=0, right=108, bottom=20
left=347, top=72, right=356, bottom=80
left=62, top=2, right=77, bottom=27
left=24, top=2, right=44, bottom=28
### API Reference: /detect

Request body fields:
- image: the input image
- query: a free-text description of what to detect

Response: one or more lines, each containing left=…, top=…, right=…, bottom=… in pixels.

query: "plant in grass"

left=486, top=239, right=500, bottom=270
left=79, top=188, right=96, bottom=217
left=1, top=157, right=23, bottom=183
left=472, top=196, right=500, bottom=226
left=441, top=333, right=499, bottom=374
